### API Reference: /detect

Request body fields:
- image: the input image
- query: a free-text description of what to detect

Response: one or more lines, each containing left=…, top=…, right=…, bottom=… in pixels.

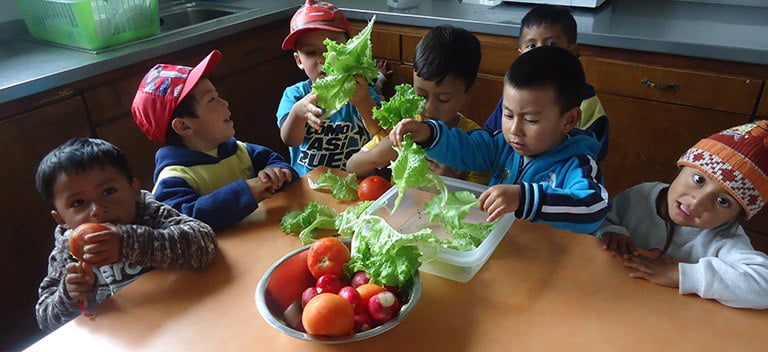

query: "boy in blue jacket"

left=132, top=50, right=298, bottom=231
left=390, top=46, right=610, bottom=234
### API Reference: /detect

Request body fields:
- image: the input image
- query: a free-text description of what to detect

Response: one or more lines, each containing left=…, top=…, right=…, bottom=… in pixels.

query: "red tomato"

left=358, top=176, right=392, bottom=201
left=69, top=223, right=108, bottom=262
left=306, top=237, right=350, bottom=279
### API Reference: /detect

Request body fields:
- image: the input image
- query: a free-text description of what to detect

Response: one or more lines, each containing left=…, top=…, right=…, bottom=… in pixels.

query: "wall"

left=0, top=2, right=22, bottom=22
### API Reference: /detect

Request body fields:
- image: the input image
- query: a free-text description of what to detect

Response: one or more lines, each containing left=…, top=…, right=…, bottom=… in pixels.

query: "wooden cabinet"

left=0, top=97, right=93, bottom=350
left=757, top=87, right=768, bottom=118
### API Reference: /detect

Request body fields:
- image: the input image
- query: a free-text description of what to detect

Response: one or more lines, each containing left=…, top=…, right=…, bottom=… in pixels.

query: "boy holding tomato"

left=346, top=25, right=489, bottom=185
left=34, top=138, right=216, bottom=332
left=389, top=46, right=610, bottom=235
left=131, top=50, right=298, bottom=231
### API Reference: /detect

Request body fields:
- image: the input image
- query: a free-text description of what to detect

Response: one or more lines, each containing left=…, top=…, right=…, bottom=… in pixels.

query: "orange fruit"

left=355, top=283, right=386, bottom=308
left=301, top=293, right=354, bottom=336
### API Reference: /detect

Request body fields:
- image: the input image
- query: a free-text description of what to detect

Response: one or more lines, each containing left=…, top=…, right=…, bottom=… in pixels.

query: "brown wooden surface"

left=581, top=57, right=763, bottom=115
left=24, top=168, right=768, bottom=351
left=757, top=86, right=768, bottom=118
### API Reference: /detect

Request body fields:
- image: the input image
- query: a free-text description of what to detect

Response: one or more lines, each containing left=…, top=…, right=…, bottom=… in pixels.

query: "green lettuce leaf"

left=389, top=134, right=446, bottom=210
left=424, top=190, right=478, bottom=229
left=314, top=169, right=359, bottom=200
left=279, top=201, right=338, bottom=245
left=372, top=84, right=425, bottom=129
left=312, top=15, right=379, bottom=118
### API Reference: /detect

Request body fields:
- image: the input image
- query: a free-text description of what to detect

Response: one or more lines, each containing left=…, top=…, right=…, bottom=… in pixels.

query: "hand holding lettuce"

left=312, top=16, right=379, bottom=119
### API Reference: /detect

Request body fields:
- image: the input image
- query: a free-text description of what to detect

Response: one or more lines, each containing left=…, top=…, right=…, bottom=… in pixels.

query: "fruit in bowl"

left=255, top=237, right=421, bottom=343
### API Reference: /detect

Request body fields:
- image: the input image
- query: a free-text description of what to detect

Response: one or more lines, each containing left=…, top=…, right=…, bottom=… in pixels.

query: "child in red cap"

left=132, top=50, right=298, bottom=231
left=597, top=121, right=768, bottom=309
left=277, top=0, right=382, bottom=176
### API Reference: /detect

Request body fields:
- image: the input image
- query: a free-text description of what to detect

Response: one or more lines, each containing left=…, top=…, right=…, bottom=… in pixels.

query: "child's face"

left=519, top=25, right=577, bottom=55
left=51, top=165, right=141, bottom=229
left=181, top=78, right=235, bottom=150
left=293, top=30, right=348, bottom=81
left=412, top=72, right=468, bottom=126
left=667, top=166, right=742, bottom=229
left=500, top=85, right=579, bottom=157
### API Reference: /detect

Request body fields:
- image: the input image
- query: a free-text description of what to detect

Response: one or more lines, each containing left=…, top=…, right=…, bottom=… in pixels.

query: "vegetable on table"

left=69, top=222, right=107, bottom=319
left=308, top=169, right=359, bottom=200
left=279, top=202, right=338, bottom=245
left=372, top=83, right=426, bottom=129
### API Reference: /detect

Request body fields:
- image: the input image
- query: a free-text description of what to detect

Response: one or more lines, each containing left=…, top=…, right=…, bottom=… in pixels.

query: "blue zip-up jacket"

left=152, top=137, right=299, bottom=231
left=422, top=120, right=610, bottom=234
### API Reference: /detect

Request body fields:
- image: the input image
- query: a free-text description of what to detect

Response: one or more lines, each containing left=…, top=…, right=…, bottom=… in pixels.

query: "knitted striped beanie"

left=677, top=120, right=768, bottom=219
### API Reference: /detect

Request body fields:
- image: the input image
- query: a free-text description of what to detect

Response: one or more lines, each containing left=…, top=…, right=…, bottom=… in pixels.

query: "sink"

left=159, top=1, right=251, bottom=33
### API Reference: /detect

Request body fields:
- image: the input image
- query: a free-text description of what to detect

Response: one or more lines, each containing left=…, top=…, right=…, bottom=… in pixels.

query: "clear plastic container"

left=366, top=177, right=515, bottom=282
left=19, top=0, right=159, bottom=51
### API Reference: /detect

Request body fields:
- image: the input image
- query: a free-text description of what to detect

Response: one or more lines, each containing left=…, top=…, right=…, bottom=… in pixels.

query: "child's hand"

left=623, top=254, right=681, bottom=288
left=246, top=177, right=276, bottom=202
left=65, top=261, right=95, bottom=302
left=348, top=75, right=375, bottom=109
left=292, top=93, right=325, bottom=132
left=389, top=118, right=430, bottom=147
left=599, top=232, right=639, bottom=258
left=258, top=168, right=294, bottom=190
left=377, top=59, right=394, bottom=81
left=478, top=184, right=521, bottom=222
left=81, top=226, right=121, bottom=267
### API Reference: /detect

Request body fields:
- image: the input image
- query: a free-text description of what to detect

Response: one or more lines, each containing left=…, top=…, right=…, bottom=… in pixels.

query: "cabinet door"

left=757, top=85, right=768, bottom=118
left=0, top=97, right=92, bottom=350
left=582, top=57, right=762, bottom=115
left=463, top=74, right=503, bottom=127
left=598, top=94, right=748, bottom=195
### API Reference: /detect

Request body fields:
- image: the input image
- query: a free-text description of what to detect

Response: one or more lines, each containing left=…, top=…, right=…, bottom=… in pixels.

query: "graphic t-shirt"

left=277, top=79, right=381, bottom=176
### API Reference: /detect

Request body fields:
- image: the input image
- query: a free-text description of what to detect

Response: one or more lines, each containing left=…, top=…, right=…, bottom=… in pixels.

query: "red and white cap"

left=131, top=50, right=222, bottom=144
left=282, top=0, right=350, bottom=51
left=678, top=120, right=768, bottom=219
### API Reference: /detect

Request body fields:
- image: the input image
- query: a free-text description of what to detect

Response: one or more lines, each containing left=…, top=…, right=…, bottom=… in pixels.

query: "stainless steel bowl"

left=255, top=240, right=422, bottom=343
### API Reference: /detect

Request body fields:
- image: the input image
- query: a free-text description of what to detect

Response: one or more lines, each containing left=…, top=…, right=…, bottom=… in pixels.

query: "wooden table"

left=25, top=169, right=768, bottom=351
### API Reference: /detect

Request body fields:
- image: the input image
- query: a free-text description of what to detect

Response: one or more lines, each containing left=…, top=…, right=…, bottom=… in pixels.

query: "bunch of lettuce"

left=308, top=169, right=359, bottom=200
left=372, top=84, right=425, bottom=129
left=338, top=202, right=440, bottom=287
left=388, top=134, right=447, bottom=210
left=312, top=16, right=379, bottom=119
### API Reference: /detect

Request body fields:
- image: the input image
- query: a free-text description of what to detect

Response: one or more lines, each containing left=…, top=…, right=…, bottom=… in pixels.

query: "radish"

left=354, top=310, right=377, bottom=332
left=301, top=286, right=319, bottom=308
left=367, top=291, right=400, bottom=323
left=315, top=273, right=342, bottom=294
left=351, top=271, right=370, bottom=288
left=338, top=286, right=362, bottom=311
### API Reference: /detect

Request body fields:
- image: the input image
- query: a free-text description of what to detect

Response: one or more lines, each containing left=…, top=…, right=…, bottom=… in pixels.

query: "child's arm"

left=118, top=192, right=216, bottom=269
left=346, top=137, right=398, bottom=177
left=280, top=93, right=325, bottom=147
left=36, top=227, right=95, bottom=332
left=349, top=75, right=381, bottom=137
left=478, top=184, right=521, bottom=223
left=245, top=142, right=299, bottom=191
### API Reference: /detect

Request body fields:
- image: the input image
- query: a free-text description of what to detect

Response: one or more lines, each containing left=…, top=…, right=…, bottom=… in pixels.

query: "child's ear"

left=171, top=118, right=194, bottom=136
left=293, top=51, right=304, bottom=70
left=50, top=211, right=67, bottom=228
left=131, top=178, right=142, bottom=193
left=561, top=106, right=582, bottom=133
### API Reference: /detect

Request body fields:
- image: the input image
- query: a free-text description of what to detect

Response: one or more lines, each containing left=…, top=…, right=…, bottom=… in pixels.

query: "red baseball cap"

left=282, top=0, right=351, bottom=51
left=131, top=49, right=222, bottom=144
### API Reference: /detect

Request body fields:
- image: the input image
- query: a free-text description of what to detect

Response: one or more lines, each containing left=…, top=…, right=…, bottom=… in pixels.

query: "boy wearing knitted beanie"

left=596, top=121, right=768, bottom=309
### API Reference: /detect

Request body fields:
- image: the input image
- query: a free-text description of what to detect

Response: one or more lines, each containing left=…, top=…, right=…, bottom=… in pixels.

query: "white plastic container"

left=365, top=177, right=515, bottom=282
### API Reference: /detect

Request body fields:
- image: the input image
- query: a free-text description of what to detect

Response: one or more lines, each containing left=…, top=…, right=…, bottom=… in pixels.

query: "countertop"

left=2, top=0, right=767, bottom=105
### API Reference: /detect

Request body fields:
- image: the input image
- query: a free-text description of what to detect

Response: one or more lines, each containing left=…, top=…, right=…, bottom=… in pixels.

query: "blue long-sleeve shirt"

left=422, top=120, right=610, bottom=234
left=152, top=137, right=298, bottom=231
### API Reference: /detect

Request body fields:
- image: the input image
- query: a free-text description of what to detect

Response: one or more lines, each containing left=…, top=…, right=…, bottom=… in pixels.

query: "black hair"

left=165, top=87, right=199, bottom=147
left=413, top=25, right=481, bottom=92
left=504, top=46, right=585, bottom=114
left=35, top=138, right=134, bottom=206
left=519, top=5, right=577, bottom=45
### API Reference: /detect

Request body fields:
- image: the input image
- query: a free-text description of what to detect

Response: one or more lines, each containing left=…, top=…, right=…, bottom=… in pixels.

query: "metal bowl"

left=255, top=240, right=421, bottom=343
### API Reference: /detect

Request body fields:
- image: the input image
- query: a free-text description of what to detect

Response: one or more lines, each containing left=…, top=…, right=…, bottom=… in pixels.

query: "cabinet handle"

left=641, top=79, right=680, bottom=92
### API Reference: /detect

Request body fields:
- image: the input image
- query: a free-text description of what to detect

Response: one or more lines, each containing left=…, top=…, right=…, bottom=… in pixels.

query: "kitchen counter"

left=1, top=0, right=767, bottom=105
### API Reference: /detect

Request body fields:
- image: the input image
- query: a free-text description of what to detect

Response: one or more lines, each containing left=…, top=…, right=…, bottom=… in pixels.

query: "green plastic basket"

left=19, top=0, right=160, bottom=51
